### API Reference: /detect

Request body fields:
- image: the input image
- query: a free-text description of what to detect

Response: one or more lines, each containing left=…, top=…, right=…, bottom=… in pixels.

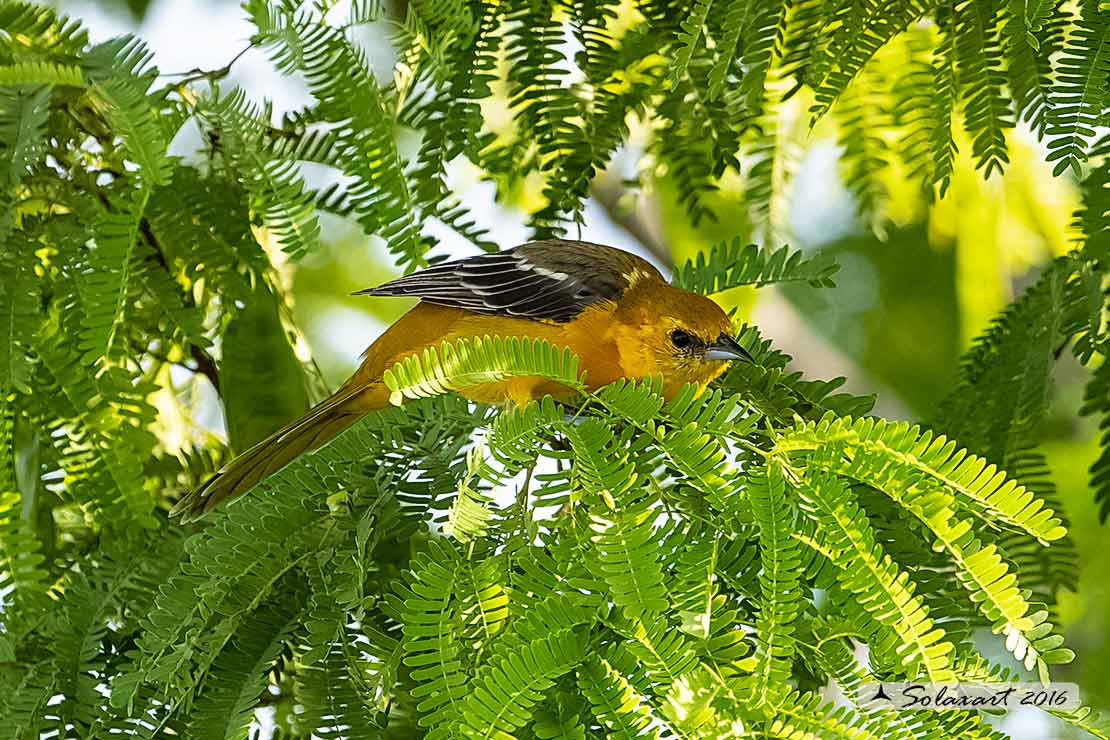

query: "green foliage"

left=1046, top=0, right=1110, bottom=175
left=3, top=1, right=1110, bottom=739
left=746, top=466, right=804, bottom=704
left=383, top=335, right=583, bottom=407
left=221, top=282, right=310, bottom=451
left=672, top=238, right=840, bottom=294
left=953, top=0, right=1016, bottom=177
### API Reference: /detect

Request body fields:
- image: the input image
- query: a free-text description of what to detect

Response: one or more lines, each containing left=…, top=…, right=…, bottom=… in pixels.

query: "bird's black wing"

left=356, top=240, right=661, bottom=323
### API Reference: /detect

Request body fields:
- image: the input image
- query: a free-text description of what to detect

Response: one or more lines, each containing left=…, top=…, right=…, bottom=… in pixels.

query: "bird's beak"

left=704, top=334, right=753, bottom=362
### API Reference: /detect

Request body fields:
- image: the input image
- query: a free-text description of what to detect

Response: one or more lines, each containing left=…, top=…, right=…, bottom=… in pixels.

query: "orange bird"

left=174, top=240, right=751, bottom=520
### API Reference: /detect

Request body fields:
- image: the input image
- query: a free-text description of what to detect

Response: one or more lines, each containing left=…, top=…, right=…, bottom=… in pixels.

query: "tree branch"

left=137, top=218, right=222, bottom=392
left=590, top=174, right=673, bottom=268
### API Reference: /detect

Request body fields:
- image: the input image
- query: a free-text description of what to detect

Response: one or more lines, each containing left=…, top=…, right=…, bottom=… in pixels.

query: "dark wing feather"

left=355, top=240, right=661, bottom=323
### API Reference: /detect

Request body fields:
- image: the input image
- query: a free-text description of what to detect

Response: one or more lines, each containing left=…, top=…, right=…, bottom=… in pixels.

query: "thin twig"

left=188, top=344, right=221, bottom=392
left=590, top=175, right=673, bottom=268
left=167, top=43, right=253, bottom=86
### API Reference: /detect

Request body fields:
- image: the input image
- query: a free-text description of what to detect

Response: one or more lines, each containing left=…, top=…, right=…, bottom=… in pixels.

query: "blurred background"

left=51, top=0, right=1108, bottom=736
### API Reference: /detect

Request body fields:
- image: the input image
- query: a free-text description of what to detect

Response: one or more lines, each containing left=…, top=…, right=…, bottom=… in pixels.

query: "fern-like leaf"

left=77, top=192, right=146, bottom=363
left=398, top=539, right=469, bottom=736
left=459, top=626, right=586, bottom=738
left=0, top=409, right=49, bottom=631
left=672, top=238, right=839, bottom=295
left=383, top=335, right=583, bottom=406
left=746, top=466, right=804, bottom=706
left=1045, top=0, right=1110, bottom=175
left=0, top=84, right=51, bottom=189
left=0, top=61, right=84, bottom=87
left=577, top=655, right=659, bottom=739
left=793, top=472, right=956, bottom=682
left=672, top=0, right=713, bottom=85
left=187, top=594, right=302, bottom=739
left=570, top=419, right=669, bottom=617
left=782, top=414, right=1068, bottom=544
left=810, top=0, right=927, bottom=119
left=952, top=0, right=1015, bottom=176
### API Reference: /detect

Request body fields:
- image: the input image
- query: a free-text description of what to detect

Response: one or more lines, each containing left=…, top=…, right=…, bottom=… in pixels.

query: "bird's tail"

left=172, top=383, right=378, bottom=522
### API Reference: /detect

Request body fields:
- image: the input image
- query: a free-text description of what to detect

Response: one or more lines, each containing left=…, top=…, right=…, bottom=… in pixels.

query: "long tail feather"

left=172, top=384, right=376, bottom=521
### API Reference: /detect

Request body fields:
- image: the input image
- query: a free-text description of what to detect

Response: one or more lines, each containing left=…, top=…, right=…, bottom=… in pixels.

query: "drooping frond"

left=936, top=258, right=1089, bottom=469
left=577, top=655, right=659, bottom=739
left=612, top=613, right=701, bottom=697
left=0, top=83, right=50, bottom=193
left=197, top=88, right=323, bottom=260
left=247, top=3, right=426, bottom=267
left=781, top=416, right=1073, bottom=679
left=570, top=419, right=670, bottom=617
left=186, top=594, right=302, bottom=739
left=892, top=28, right=958, bottom=196
left=672, top=0, right=713, bottom=86
left=395, top=539, right=469, bottom=736
left=1002, top=1, right=1066, bottom=136
left=834, top=57, right=893, bottom=233
left=745, top=465, right=805, bottom=705
left=672, top=238, right=839, bottom=294
left=735, top=0, right=789, bottom=114
left=1045, top=0, right=1110, bottom=175
left=934, top=256, right=1087, bottom=594
left=77, top=193, right=146, bottom=363
left=458, top=626, right=587, bottom=737
left=0, top=239, right=39, bottom=391
left=793, top=471, right=956, bottom=683
left=0, top=409, right=49, bottom=632
left=86, top=41, right=171, bottom=187
left=292, top=639, right=388, bottom=739
left=809, top=0, right=927, bottom=120
left=781, top=414, right=1067, bottom=544
left=952, top=0, right=1015, bottom=176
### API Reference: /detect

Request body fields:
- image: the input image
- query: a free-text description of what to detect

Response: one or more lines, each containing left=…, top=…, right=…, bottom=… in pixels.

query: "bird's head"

left=610, top=283, right=753, bottom=398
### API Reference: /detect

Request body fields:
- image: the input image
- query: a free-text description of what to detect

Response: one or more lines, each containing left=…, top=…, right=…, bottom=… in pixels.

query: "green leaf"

left=793, top=471, right=956, bottom=683
left=809, top=0, right=927, bottom=120
left=0, top=62, right=84, bottom=87
left=952, top=0, right=1015, bottom=177
left=458, top=627, right=586, bottom=738
left=187, top=594, right=302, bottom=740
left=1045, top=0, right=1110, bottom=175
left=398, top=539, right=468, bottom=735
left=781, top=414, right=1068, bottom=544
left=77, top=191, right=147, bottom=363
left=672, top=238, right=839, bottom=295
left=0, top=84, right=51, bottom=187
left=220, top=283, right=309, bottom=452
left=569, top=419, right=668, bottom=617
left=89, top=73, right=172, bottom=186
left=577, top=655, right=659, bottom=739
left=747, top=466, right=804, bottom=706
left=383, top=335, right=583, bottom=406
left=0, top=244, right=39, bottom=392
left=672, top=0, right=713, bottom=85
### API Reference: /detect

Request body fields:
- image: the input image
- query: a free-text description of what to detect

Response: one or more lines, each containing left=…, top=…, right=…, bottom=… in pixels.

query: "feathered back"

left=356, top=240, right=662, bottom=323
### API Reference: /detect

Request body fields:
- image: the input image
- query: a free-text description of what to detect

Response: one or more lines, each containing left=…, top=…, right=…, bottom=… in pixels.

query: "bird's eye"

left=670, top=329, right=694, bottom=349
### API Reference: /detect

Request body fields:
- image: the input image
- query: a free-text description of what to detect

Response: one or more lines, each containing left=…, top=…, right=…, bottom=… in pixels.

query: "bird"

left=172, top=239, right=752, bottom=521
